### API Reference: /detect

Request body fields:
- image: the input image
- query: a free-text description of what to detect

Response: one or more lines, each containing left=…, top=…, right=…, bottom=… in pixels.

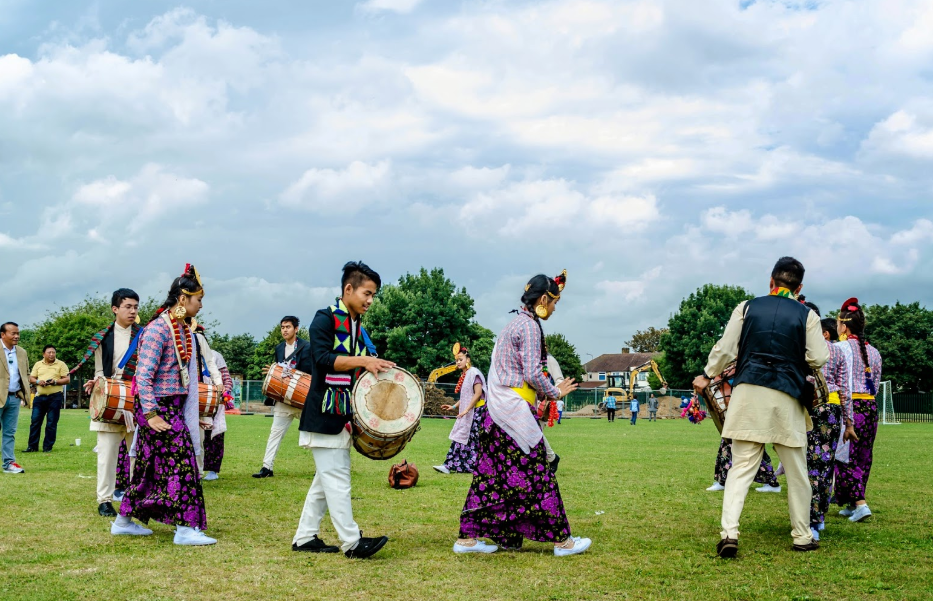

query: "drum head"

left=352, top=367, right=424, bottom=436
left=89, top=378, right=108, bottom=419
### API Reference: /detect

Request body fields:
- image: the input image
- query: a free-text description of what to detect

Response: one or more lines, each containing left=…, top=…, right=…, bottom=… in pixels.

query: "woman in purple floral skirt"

left=111, top=264, right=219, bottom=546
left=454, top=271, right=591, bottom=557
left=434, top=344, right=487, bottom=474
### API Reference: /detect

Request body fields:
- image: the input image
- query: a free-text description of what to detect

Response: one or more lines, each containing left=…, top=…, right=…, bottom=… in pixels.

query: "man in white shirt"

left=253, top=316, right=313, bottom=478
left=1, top=322, right=30, bottom=474
left=72, top=290, right=141, bottom=516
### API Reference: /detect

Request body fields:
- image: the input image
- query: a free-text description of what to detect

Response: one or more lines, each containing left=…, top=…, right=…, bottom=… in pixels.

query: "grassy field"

left=2, top=410, right=931, bottom=601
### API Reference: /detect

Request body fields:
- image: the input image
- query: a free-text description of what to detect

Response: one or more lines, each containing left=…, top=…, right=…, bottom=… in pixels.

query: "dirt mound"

left=424, top=383, right=456, bottom=417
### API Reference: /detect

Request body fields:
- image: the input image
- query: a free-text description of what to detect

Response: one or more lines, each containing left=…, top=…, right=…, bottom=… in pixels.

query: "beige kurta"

left=704, top=300, right=830, bottom=448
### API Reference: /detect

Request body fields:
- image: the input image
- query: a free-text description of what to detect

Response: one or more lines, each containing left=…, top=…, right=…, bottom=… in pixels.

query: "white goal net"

left=879, top=380, right=900, bottom=425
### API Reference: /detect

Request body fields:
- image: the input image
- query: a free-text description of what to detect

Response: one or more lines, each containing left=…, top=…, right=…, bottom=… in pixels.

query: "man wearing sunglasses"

left=1, top=322, right=30, bottom=474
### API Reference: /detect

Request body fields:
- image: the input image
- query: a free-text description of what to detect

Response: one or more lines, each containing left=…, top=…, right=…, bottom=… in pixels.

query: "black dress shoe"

left=42, top=449, right=52, bottom=453
left=252, top=467, right=274, bottom=478
left=293, top=536, right=340, bottom=553
left=717, top=538, right=738, bottom=558
left=98, top=502, right=117, bottom=517
left=345, top=535, right=388, bottom=559
left=793, top=540, right=820, bottom=552
left=549, top=455, right=560, bottom=474
left=23, top=448, right=37, bottom=453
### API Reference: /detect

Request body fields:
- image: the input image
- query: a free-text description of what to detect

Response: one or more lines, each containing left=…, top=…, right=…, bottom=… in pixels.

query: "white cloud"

left=596, top=267, right=663, bottom=302
left=861, top=109, right=933, bottom=161
left=357, top=0, right=425, bottom=15
left=279, top=160, right=392, bottom=213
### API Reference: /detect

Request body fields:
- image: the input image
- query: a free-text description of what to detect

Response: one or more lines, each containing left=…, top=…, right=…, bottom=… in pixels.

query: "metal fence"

left=892, top=393, right=933, bottom=423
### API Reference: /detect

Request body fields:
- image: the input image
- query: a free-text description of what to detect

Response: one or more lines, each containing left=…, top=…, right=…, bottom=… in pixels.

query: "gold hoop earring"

left=535, top=304, right=548, bottom=319
left=173, top=304, right=187, bottom=320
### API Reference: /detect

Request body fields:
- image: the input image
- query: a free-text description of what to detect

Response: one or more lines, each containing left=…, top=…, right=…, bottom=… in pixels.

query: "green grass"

left=2, top=411, right=931, bottom=601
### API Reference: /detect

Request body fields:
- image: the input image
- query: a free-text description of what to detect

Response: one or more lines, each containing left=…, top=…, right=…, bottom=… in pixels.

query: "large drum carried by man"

left=90, top=378, right=135, bottom=425
left=350, top=366, right=424, bottom=460
left=262, top=363, right=312, bottom=410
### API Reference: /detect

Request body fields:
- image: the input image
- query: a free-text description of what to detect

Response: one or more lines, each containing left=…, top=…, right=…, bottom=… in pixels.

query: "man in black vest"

left=292, top=261, right=394, bottom=558
left=694, top=257, right=829, bottom=558
left=253, top=316, right=313, bottom=478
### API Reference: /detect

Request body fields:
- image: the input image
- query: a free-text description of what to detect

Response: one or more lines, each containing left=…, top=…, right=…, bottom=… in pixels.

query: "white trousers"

left=262, top=414, right=297, bottom=470
left=293, top=446, right=360, bottom=552
left=96, top=429, right=135, bottom=504
left=721, top=439, right=813, bottom=545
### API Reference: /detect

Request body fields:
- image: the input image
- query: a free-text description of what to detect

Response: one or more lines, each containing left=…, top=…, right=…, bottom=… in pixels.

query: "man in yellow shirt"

left=27, top=345, right=70, bottom=453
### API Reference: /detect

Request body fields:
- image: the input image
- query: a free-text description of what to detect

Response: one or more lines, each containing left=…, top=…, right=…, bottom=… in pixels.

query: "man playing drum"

left=693, top=257, right=829, bottom=558
left=253, top=316, right=313, bottom=479
left=72, top=289, right=141, bottom=518
left=292, top=261, right=393, bottom=558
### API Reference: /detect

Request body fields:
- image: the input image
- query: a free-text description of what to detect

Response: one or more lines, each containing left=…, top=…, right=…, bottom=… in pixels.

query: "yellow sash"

left=475, top=399, right=486, bottom=408
left=827, top=392, right=840, bottom=405
left=510, top=382, right=537, bottom=406
left=852, top=393, right=875, bottom=400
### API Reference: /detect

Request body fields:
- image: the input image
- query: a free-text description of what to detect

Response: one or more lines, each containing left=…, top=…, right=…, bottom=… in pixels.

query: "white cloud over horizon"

left=1, top=0, right=932, bottom=357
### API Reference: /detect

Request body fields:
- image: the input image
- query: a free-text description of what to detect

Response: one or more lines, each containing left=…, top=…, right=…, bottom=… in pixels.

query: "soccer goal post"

left=880, top=380, right=900, bottom=425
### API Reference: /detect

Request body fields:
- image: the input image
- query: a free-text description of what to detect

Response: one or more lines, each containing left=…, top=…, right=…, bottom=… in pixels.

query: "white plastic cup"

left=75, top=438, right=81, bottom=446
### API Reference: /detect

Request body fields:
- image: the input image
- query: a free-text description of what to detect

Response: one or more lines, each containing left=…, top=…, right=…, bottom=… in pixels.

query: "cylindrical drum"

left=198, top=383, right=221, bottom=417
left=90, top=378, right=135, bottom=424
left=261, top=364, right=312, bottom=410
left=350, top=367, right=424, bottom=460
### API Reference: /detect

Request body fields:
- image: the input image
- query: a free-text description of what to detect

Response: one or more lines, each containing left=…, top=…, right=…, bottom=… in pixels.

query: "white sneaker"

left=839, top=506, right=855, bottom=517
left=203, top=471, right=219, bottom=481
left=112, top=490, right=125, bottom=502
left=174, top=527, right=217, bottom=546
left=554, top=536, right=592, bottom=557
left=453, top=540, right=498, bottom=554
left=755, top=485, right=781, bottom=493
left=3, top=462, right=25, bottom=474
left=433, top=465, right=450, bottom=474
left=111, top=520, right=153, bottom=536
left=775, top=462, right=785, bottom=477
left=848, top=504, right=872, bottom=522
left=706, top=482, right=725, bottom=491
left=810, top=527, right=820, bottom=542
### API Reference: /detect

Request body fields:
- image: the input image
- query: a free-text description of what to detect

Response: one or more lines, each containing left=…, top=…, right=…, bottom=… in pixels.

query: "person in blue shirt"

left=629, top=396, right=640, bottom=425
left=604, top=394, right=616, bottom=422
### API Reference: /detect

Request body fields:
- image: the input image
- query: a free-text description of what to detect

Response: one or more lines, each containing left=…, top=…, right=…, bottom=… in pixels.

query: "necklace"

left=170, top=316, right=192, bottom=364
left=454, top=369, right=468, bottom=394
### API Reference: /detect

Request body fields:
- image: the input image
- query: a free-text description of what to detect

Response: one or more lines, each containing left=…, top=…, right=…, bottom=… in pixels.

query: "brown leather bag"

left=388, top=459, right=419, bottom=489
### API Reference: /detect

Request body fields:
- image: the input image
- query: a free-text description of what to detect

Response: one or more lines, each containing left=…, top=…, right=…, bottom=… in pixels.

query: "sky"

left=1, top=0, right=932, bottom=358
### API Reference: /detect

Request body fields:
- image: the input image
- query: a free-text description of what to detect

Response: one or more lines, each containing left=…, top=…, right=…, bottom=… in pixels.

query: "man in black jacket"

left=253, top=316, right=313, bottom=478
left=292, top=261, right=394, bottom=558
left=694, top=257, right=829, bottom=558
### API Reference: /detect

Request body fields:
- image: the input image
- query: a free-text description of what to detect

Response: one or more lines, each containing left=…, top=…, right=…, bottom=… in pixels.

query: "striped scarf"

left=322, top=299, right=370, bottom=416
left=69, top=323, right=141, bottom=380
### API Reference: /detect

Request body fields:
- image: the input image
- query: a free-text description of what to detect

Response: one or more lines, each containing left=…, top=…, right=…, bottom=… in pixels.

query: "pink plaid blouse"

left=492, top=308, right=560, bottom=400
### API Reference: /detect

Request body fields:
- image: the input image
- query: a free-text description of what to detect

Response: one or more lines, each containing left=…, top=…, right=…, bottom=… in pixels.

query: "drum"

left=198, top=383, right=221, bottom=417
left=702, top=362, right=735, bottom=434
left=350, top=367, right=424, bottom=460
left=261, top=363, right=311, bottom=410
left=704, top=362, right=832, bottom=433
left=90, top=378, right=135, bottom=424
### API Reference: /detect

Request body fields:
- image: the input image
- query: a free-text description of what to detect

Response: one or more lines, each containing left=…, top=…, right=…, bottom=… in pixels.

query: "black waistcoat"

left=733, top=295, right=810, bottom=401
left=100, top=329, right=116, bottom=379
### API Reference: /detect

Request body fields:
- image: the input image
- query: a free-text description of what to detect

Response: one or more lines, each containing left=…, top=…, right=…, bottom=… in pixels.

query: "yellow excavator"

left=603, top=359, right=668, bottom=405
left=426, top=342, right=464, bottom=383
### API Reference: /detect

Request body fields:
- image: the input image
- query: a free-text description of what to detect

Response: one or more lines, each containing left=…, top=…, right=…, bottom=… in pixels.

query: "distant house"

left=583, top=348, right=661, bottom=391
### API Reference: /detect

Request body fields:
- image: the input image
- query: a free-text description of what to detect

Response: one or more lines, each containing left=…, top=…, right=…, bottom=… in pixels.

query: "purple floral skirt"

left=459, top=411, right=571, bottom=548
left=119, top=395, right=207, bottom=530
left=443, top=405, right=487, bottom=473
left=204, top=431, right=225, bottom=473
left=834, top=396, right=878, bottom=506
left=714, top=438, right=779, bottom=487
left=807, top=403, right=842, bottom=527
left=115, top=438, right=132, bottom=491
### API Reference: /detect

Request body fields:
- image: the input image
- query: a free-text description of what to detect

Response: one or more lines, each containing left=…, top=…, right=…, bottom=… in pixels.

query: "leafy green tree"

left=545, top=333, right=584, bottom=381
left=625, top=327, right=668, bottom=353
left=864, top=302, right=933, bottom=392
left=208, top=333, right=257, bottom=377
left=467, top=323, right=495, bottom=376
left=247, top=324, right=310, bottom=380
left=660, top=284, right=754, bottom=388
left=364, top=267, right=484, bottom=378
